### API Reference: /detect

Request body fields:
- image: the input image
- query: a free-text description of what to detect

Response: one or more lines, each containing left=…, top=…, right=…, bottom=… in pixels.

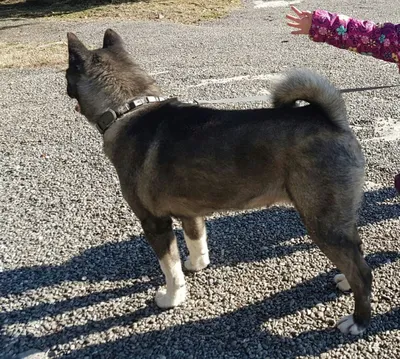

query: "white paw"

left=336, top=315, right=365, bottom=335
left=334, top=274, right=351, bottom=292
left=184, top=253, right=210, bottom=272
left=155, top=285, right=186, bottom=309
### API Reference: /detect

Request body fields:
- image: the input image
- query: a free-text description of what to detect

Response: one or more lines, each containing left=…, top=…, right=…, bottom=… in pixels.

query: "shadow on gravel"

left=358, top=186, right=399, bottom=227
left=4, top=251, right=399, bottom=359
left=0, top=21, right=34, bottom=31
left=59, top=255, right=399, bottom=359
left=0, top=0, right=140, bottom=20
left=61, top=310, right=400, bottom=359
left=1, top=188, right=398, bottom=357
left=1, top=187, right=397, bottom=298
left=0, top=206, right=310, bottom=299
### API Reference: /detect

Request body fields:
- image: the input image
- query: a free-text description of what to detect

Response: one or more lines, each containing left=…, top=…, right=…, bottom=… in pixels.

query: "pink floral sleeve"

left=309, top=9, right=400, bottom=70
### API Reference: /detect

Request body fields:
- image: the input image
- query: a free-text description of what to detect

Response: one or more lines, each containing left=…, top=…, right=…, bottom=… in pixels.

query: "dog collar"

left=96, top=96, right=168, bottom=135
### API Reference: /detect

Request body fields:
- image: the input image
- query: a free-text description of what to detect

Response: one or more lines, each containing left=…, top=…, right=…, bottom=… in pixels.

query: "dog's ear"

left=67, top=32, right=90, bottom=70
left=103, top=29, right=124, bottom=49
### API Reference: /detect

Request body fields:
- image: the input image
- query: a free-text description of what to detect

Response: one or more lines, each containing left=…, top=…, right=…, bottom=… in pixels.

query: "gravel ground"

left=1, top=0, right=399, bottom=358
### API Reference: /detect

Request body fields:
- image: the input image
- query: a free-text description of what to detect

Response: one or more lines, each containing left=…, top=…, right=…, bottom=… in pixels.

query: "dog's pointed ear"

left=103, top=29, right=124, bottom=49
left=67, top=32, right=90, bottom=69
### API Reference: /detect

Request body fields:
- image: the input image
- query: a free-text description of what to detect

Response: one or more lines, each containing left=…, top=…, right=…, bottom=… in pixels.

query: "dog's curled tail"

left=271, top=69, right=348, bottom=130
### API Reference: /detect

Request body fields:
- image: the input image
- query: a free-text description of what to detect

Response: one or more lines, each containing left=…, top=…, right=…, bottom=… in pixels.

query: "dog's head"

left=66, top=29, right=160, bottom=123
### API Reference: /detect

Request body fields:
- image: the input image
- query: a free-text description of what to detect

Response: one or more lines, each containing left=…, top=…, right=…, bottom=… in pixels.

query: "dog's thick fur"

left=66, top=29, right=372, bottom=335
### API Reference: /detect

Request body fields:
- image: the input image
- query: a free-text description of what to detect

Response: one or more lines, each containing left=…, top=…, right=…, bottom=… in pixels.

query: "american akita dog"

left=65, top=29, right=372, bottom=335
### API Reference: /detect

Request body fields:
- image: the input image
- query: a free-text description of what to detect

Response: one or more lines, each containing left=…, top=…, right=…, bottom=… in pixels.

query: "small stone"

left=18, top=350, right=49, bottom=359
left=326, top=318, right=336, bottom=326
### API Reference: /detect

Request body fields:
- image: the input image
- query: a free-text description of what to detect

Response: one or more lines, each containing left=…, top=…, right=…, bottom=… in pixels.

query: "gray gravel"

left=1, top=0, right=399, bottom=358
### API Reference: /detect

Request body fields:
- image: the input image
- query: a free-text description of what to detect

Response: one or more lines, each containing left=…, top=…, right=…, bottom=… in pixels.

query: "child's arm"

left=287, top=6, right=400, bottom=67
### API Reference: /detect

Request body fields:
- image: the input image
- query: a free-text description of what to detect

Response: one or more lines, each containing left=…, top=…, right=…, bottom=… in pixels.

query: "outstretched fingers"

left=286, top=14, right=301, bottom=23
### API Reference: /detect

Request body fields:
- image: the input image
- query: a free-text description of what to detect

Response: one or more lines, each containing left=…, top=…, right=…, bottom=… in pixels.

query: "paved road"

left=1, top=0, right=399, bottom=358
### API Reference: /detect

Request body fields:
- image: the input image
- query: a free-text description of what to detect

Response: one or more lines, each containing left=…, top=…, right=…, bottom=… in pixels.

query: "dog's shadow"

left=1, top=187, right=399, bottom=357
left=3, top=251, right=399, bottom=358
left=2, top=187, right=397, bottom=297
left=0, top=202, right=309, bottom=300
left=57, top=301, right=400, bottom=359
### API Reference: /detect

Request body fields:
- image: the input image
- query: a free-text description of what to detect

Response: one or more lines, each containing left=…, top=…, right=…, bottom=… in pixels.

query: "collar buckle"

left=96, top=109, right=117, bottom=135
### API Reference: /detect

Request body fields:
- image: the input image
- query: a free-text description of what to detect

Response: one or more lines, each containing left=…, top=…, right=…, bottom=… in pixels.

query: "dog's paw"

left=336, top=315, right=366, bottom=335
left=334, top=273, right=351, bottom=292
left=184, top=253, right=210, bottom=272
left=155, top=285, right=186, bottom=309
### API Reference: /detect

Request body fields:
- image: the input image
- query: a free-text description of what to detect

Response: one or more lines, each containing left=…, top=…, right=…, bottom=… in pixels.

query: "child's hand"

left=286, top=6, right=312, bottom=35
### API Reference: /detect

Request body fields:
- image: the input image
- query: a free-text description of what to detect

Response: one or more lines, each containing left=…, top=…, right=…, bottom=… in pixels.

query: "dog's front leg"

left=141, top=216, right=186, bottom=308
left=182, top=216, right=210, bottom=272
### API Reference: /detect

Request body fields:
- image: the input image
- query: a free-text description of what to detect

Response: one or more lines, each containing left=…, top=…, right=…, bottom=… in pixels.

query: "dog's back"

left=108, top=81, right=363, bottom=220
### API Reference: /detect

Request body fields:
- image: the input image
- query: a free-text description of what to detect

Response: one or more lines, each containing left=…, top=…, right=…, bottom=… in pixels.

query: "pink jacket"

left=309, top=9, right=400, bottom=70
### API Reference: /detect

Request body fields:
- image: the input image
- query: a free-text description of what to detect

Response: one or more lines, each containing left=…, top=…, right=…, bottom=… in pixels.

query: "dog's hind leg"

left=289, top=171, right=372, bottom=334
left=332, top=240, right=366, bottom=293
left=141, top=216, right=186, bottom=308
left=182, top=217, right=210, bottom=272
left=317, top=227, right=371, bottom=335
left=296, top=206, right=372, bottom=334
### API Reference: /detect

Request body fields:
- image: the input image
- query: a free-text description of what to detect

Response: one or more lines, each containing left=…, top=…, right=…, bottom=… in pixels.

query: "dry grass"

left=0, top=0, right=242, bottom=24
left=0, top=41, right=67, bottom=69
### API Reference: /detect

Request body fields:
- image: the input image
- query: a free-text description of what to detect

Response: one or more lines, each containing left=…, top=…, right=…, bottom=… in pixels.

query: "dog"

left=65, top=29, right=372, bottom=335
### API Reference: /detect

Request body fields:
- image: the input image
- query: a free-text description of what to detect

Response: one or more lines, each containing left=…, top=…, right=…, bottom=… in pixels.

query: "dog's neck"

left=79, top=75, right=163, bottom=124
left=95, top=95, right=169, bottom=135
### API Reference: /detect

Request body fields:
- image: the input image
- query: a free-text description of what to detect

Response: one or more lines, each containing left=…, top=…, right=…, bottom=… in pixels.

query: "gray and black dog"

left=66, top=29, right=372, bottom=335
